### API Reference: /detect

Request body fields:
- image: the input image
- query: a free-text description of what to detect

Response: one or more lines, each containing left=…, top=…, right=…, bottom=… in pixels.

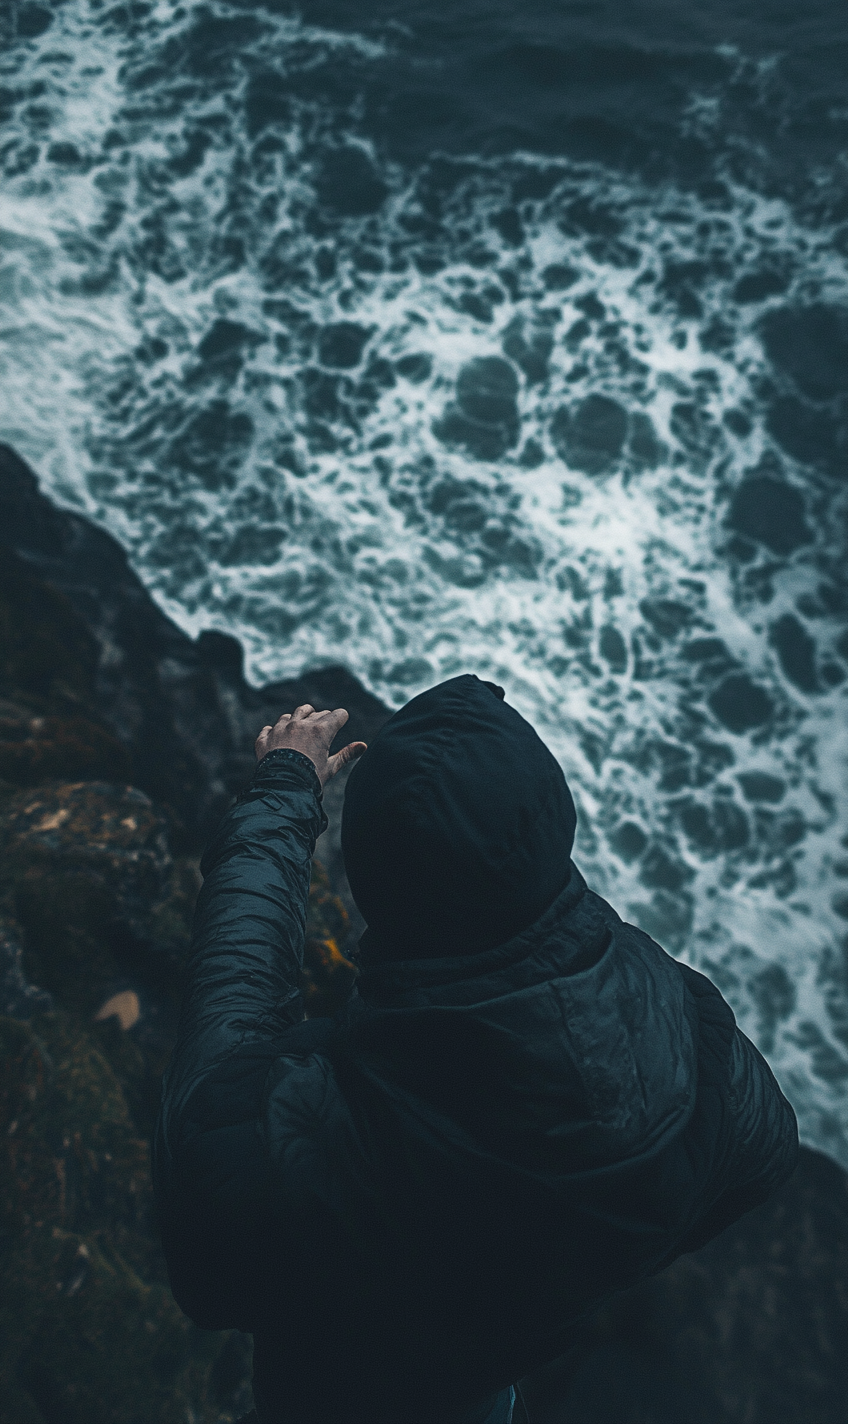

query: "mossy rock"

left=0, top=708, right=129, bottom=788
left=300, top=934, right=359, bottom=1019
left=0, top=797, right=355, bottom=1418
left=0, top=1015, right=238, bottom=1422
left=0, top=551, right=100, bottom=708
left=302, top=860, right=359, bottom=1018
left=307, top=858, right=350, bottom=948
left=0, top=782, right=177, bottom=1017
left=0, top=781, right=171, bottom=892
left=0, top=912, right=54, bottom=1019
left=0, top=1014, right=156, bottom=1274
left=6, top=1227, right=221, bottom=1424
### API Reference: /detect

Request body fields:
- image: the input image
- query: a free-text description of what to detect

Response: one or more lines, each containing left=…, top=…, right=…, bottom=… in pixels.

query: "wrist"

left=254, top=746, right=323, bottom=797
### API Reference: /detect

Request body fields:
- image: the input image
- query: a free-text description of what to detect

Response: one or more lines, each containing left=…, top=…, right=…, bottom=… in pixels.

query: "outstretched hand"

left=255, top=704, right=367, bottom=787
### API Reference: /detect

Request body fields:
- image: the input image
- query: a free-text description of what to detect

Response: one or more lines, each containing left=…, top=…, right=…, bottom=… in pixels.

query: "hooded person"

left=154, top=674, right=798, bottom=1424
left=342, top=675, right=576, bottom=961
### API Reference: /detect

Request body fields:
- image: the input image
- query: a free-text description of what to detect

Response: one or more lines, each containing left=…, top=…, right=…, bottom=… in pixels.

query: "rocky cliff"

left=0, top=440, right=389, bottom=847
left=0, top=443, right=384, bottom=1421
left=0, top=445, right=845, bottom=1423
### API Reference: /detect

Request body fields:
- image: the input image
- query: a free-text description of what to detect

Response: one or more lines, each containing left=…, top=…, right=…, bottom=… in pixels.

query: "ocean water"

left=1, top=0, right=847, bottom=1161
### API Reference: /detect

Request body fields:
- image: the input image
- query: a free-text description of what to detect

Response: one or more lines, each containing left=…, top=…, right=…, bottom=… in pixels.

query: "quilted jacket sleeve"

left=152, top=748, right=328, bottom=1327
left=160, top=748, right=326, bottom=1134
left=674, top=961, right=799, bottom=1254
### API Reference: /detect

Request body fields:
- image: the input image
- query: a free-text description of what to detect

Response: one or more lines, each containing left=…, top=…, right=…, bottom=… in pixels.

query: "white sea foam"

left=2, top=1, right=847, bottom=1161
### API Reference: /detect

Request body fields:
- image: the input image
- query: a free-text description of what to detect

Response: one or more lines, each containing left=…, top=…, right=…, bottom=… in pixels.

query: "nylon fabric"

left=342, top=675, right=577, bottom=958
left=154, top=686, right=799, bottom=1424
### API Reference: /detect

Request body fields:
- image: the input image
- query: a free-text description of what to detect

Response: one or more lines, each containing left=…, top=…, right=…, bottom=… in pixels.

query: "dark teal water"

left=1, top=0, right=847, bottom=1159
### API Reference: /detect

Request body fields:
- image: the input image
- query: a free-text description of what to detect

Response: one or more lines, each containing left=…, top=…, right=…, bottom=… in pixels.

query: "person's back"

left=154, top=675, right=798, bottom=1424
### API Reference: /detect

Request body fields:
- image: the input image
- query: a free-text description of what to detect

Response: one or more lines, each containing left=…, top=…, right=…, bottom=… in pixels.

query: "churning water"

left=1, top=0, right=847, bottom=1160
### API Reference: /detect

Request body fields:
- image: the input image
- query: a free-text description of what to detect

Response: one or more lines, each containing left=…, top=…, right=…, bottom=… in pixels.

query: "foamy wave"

left=2, top=0, right=847, bottom=1161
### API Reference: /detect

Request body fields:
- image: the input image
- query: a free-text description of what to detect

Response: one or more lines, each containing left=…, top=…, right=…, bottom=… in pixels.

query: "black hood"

left=341, top=674, right=576, bottom=960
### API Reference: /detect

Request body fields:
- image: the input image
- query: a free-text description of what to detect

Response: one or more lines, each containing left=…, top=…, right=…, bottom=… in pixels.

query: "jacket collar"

left=352, top=863, right=586, bottom=1002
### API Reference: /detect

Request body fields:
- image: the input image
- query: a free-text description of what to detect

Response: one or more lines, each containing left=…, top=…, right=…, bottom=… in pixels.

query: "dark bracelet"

left=254, top=747, right=323, bottom=798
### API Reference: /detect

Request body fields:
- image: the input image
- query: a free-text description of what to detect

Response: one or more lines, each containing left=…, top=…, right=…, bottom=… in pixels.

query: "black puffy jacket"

left=154, top=680, right=798, bottom=1424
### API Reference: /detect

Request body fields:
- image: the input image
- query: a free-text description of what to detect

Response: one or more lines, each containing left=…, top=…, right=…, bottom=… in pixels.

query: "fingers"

left=325, top=740, right=367, bottom=782
left=255, top=706, right=356, bottom=771
left=255, top=724, right=273, bottom=756
left=323, top=707, right=349, bottom=735
left=291, top=705, right=350, bottom=736
left=273, top=705, right=348, bottom=725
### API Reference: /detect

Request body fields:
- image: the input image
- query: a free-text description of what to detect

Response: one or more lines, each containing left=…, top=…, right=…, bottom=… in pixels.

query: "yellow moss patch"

left=302, top=859, right=358, bottom=1017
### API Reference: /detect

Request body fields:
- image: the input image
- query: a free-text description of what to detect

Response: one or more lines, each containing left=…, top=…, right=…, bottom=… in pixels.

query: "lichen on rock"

left=0, top=1014, right=227, bottom=1424
left=0, top=443, right=387, bottom=1420
left=0, top=781, right=177, bottom=1021
left=0, top=654, right=362, bottom=1420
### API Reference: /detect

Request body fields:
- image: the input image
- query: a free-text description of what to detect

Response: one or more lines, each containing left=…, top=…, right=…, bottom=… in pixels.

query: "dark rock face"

left=0, top=1011, right=224, bottom=1424
left=518, top=1148, right=848, bottom=1424
left=0, top=915, right=53, bottom=1019
left=0, top=443, right=390, bottom=853
left=0, top=782, right=175, bottom=1021
left=0, top=801, right=226, bottom=1418
left=0, top=445, right=375, bottom=1420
